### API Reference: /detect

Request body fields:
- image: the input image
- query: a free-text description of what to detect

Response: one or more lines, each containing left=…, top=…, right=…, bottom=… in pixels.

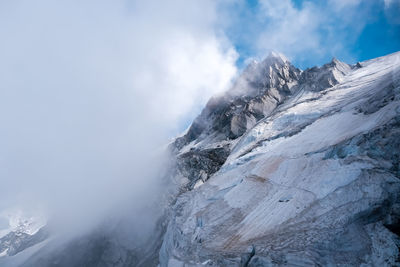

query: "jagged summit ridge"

left=179, top=52, right=300, bottom=143
left=232, top=51, right=299, bottom=98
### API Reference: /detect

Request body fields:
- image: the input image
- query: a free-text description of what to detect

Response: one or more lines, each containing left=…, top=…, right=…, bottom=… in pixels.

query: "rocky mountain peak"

left=299, top=57, right=352, bottom=91
left=175, top=52, right=301, bottom=152
left=264, top=51, right=290, bottom=64
left=231, top=52, right=299, bottom=98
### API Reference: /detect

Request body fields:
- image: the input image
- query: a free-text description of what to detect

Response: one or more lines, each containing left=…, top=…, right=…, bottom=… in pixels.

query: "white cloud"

left=383, top=0, right=400, bottom=24
left=329, top=0, right=362, bottom=10
left=0, top=0, right=237, bottom=231
left=384, top=0, right=394, bottom=7
left=256, top=0, right=323, bottom=62
left=240, top=0, right=379, bottom=67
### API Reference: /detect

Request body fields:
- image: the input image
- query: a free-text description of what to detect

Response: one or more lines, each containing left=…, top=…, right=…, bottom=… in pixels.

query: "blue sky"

left=220, top=0, right=400, bottom=69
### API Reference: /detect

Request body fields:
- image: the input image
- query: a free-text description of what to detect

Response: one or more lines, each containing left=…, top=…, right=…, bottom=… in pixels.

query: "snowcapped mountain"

left=0, top=209, right=47, bottom=259
left=1, top=51, right=399, bottom=266
left=162, top=51, right=400, bottom=266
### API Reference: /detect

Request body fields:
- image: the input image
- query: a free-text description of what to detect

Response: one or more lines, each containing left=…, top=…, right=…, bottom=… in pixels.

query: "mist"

left=0, top=0, right=237, bottom=236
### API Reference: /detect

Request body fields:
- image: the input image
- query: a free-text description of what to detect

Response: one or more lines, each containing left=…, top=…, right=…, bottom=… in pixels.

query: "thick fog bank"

left=0, top=0, right=237, bottom=238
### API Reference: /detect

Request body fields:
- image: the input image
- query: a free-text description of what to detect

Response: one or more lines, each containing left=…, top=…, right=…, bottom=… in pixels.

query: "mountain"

left=161, top=51, right=400, bottom=266
left=1, top=51, right=399, bottom=266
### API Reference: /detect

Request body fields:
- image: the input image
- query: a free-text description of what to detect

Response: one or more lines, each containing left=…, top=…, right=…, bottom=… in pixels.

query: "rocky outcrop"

left=176, top=145, right=230, bottom=188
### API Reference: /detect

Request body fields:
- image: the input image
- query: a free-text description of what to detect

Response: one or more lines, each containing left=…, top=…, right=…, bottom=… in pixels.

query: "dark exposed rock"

left=240, top=245, right=255, bottom=267
left=298, top=57, right=351, bottom=92
left=176, top=145, right=230, bottom=188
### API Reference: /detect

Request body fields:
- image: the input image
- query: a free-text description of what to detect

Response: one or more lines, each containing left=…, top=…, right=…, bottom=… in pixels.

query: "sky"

left=220, top=0, right=400, bottom=69
left=0, top=0, right=399, bottom=236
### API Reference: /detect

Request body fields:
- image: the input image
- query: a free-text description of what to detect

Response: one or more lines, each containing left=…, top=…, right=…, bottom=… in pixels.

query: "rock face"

left=161, top=52, right=400, bottom=266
